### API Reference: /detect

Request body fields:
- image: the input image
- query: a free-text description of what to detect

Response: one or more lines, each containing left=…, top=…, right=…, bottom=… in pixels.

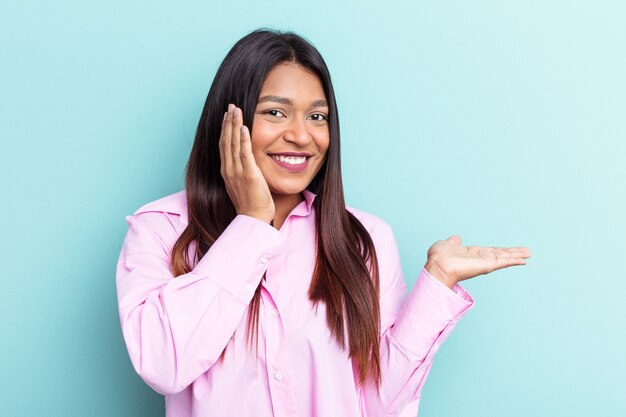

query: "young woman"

left=116, top=29, right=531, bottom=417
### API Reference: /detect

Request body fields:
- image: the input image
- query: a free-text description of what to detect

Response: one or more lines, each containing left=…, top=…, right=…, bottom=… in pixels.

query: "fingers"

left=461, top=245, right=531, bottom=276
left=493, top=255, right=528, bottom=271
left=240, top=125, right=257, bottom=173
left=219, top=104, right=235, bottom=176
left=511, top=247, right=532, bottom=257
left=466, top=245, right=531, bottom=258
left=220, top=104, right=252, bottom=178
left=485, top=247, right=532, bottom=273
left=231, top=107, right=243, bottom=172
left=436, top=240, right=532, bottom=282
left=493, top=246, right=532, bottom=259
left=218, top=111, right=227, bottom=168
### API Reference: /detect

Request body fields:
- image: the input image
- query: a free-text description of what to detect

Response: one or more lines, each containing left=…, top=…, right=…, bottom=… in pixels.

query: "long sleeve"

left=115, top=213, right=288, bottom=395
left=359, top=224, right=474, bottom=417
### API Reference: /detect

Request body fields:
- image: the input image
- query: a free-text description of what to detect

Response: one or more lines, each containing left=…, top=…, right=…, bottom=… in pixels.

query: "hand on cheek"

left=218, top=104, right=275, bottom=224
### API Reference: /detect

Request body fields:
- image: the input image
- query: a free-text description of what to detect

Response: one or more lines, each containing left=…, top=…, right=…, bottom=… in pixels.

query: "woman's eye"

left=264, top=109, right=285, bottom=118
left=308, top=113, right=327, bottom=121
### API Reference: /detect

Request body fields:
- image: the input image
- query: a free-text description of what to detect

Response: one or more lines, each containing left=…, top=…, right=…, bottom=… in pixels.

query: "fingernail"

left=235, top=108, right=241, bottom=118
left=223, top=111, right=228, bottom=121
left=228, top=103, right=235, bottom=113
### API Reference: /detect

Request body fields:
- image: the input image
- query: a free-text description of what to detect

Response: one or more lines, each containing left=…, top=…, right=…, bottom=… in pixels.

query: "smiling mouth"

left=268, top=154, right=311, bottom=173
left=270, top=154, right=309, bottom=165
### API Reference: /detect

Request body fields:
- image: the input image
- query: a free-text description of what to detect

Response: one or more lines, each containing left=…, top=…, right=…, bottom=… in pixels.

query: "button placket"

left=260, top=219, right=299, bottom=416
left=263, top=291, right=294, bottom=415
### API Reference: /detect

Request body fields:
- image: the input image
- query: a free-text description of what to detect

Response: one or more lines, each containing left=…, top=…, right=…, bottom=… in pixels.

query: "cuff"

left=193, top=215, right=288, bottom=303
left=390, top=266, right=474, bottom=360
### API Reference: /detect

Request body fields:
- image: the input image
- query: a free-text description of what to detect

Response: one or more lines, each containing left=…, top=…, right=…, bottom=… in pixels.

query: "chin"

left=269, top=182, right=309, bottom=196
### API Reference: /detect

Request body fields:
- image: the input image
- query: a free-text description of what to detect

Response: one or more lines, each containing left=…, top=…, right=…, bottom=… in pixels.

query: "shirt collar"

left=180, top=198, right=189, bottom=225
left=291, top=188, right=317, bottom=218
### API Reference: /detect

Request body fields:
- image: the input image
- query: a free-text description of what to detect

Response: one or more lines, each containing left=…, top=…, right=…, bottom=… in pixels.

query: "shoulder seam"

left=133, top=190, right=186, bottom=216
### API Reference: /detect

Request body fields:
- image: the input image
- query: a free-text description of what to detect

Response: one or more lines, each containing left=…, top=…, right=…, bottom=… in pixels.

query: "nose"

left=282, top=116, right=312, bottom=145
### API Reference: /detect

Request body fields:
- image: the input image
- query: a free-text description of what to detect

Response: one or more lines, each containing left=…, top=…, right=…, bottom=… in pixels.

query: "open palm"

left=425, top=235, right=532, bottom=288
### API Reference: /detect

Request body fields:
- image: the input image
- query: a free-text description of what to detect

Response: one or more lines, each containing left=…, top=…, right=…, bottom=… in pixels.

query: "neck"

left=271, top=192, right=304, bottom=230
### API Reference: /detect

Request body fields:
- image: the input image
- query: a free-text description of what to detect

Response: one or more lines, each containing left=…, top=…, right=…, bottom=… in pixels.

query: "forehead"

left=259, top=62, right=326, bottom=100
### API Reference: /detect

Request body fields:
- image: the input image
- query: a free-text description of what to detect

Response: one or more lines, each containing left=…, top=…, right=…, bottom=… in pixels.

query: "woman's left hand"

left=424, top=235, right=532, bottom=289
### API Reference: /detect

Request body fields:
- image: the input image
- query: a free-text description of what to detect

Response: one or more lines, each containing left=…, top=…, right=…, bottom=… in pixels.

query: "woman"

left=116, top=28, right=531, bottom=417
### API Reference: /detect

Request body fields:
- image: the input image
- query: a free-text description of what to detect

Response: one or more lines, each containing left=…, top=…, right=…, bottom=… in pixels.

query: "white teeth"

left=271, top=155, right=307, bottom=165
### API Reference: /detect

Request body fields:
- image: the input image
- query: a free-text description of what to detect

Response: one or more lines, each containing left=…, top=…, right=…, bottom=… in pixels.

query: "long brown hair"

left=170, top=28, right=382, bottom=389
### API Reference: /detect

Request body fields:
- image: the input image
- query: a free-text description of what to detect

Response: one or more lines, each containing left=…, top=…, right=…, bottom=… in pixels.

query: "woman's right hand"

left=219, top=104, right=275, bottom=224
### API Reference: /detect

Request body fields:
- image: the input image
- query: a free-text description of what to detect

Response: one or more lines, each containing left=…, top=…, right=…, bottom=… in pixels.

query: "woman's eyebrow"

left=257, top=95, right=329, bottom=108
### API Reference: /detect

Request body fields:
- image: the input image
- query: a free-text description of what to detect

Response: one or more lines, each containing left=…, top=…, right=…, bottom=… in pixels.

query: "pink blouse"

left=115, top=189, right=474, bottom=417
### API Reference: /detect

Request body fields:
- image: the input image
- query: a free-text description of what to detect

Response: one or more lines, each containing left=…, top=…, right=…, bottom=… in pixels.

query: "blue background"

left=1, top=1, right=624, bottom=416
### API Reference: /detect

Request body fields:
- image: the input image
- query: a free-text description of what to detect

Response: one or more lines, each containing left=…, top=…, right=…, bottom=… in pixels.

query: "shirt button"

left=274, top=371, right=283, bottom=381
left=260, top=255, right=270, bottom=265
left=272, top=310, right=279, bottom=317
left=245, top=283, right=254, bottom=293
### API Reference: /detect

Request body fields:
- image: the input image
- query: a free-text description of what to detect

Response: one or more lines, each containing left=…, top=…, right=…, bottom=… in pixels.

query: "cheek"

left=317, top=134, right=330, bottom=155
left=250, top=120, right=279, bottom=152
left=249, top=130, right=270, bottom=155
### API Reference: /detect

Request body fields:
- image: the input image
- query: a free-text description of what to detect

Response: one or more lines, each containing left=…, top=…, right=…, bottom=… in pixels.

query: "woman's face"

left=251, top=62, right=330, bottom=197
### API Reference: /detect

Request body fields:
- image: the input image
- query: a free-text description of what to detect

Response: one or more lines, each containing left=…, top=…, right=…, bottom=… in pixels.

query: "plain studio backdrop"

left=1, top=1, right=624, bottom=416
